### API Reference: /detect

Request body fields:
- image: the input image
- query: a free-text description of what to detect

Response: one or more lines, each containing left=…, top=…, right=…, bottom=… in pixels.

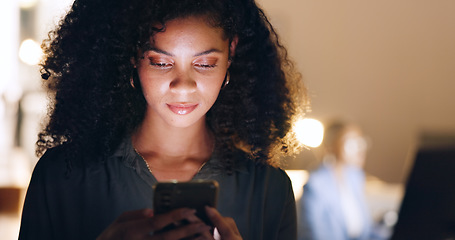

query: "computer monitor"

left=391, top=133, right=455, bottom=240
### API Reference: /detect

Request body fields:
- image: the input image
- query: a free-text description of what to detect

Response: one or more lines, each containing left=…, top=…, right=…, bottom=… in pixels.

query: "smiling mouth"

left=167, top=103, right=198, bottom=115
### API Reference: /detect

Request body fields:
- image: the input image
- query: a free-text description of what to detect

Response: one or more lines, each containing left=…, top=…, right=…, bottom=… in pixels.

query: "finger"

left=116, top=208, right=154, bottom=222
left=98, top=216, right=155, bottom=240
left=188, top=224, right=215, bottom=240
left=114, top=216, right=158, bottom=238
left=174, top=212, right=213, bottom=239
left=204, top=207, right=226, bottom=231
left=150, top=208, right=197, bottom=231
left=185, top=212, right=205, bottom=224
left=97, top=209, right=156, bottom=240
left=152, top=222, right=211, bottom=240
left=193, top=233, right=215, bottom=240
left=193, top=229, right=215, bottom=240
left=205, top=207, right=241, bottom=237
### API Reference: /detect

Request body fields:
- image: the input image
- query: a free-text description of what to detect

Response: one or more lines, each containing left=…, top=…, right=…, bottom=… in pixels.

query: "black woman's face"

left=135, top=16, right=236, bottom=129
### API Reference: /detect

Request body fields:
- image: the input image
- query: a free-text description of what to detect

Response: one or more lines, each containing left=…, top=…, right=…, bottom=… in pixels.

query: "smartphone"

left=153, top=180, right=219, bottom=229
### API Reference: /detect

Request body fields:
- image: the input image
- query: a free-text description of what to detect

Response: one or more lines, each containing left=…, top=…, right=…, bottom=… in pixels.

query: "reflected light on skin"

left=19, top=39, right=43, bottom=65
left=293, top=118, right=324, bottom=148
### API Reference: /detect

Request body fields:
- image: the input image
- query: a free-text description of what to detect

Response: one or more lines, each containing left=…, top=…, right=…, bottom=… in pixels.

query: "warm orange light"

left=293, top=118, right=324, bottom=148
left=19, top=39, right=43, bottom=65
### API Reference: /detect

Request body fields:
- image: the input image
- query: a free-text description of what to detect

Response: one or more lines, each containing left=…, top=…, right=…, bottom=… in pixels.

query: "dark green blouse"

left=19, top=138, right=297, bottom=240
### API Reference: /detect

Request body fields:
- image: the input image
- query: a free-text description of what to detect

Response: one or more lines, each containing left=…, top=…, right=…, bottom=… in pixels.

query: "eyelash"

left=149, top=62, right=217, bottom=69
left=147, top=57, right=217, bottom=69
left=195, top=63, right=217, bottom=68
left=150, top=62, right=172, bottom=68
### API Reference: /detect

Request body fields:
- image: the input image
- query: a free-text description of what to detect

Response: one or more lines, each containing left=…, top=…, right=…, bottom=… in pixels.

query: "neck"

left=131, top=118, right=214, bottom=181
left=135, top=117, right=213, bottom=153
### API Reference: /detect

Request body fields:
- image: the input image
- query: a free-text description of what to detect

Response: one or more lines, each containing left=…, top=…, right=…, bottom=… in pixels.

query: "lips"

left=167, top=103, right=198, bottom=115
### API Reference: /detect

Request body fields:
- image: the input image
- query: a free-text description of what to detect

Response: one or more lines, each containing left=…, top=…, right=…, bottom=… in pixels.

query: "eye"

left=194, top=63, right=217, bottom=69
left=193, top=58, right=218, bottom=70
left=148, top=57, right=173, bottom=69
left=151, top=62, right=172, bottom=68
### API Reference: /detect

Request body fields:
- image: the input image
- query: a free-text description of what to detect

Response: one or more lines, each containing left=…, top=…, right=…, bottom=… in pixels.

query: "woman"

left=19, top=0, right=305, bottom=239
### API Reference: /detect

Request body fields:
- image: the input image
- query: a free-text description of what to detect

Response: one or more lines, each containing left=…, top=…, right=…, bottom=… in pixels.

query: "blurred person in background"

left=298, top=120, right=373, bottom=240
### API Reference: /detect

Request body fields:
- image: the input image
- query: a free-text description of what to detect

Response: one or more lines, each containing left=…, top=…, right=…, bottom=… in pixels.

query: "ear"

left=229, top=36, right=239, bottom=59
left=130, top=57, right=137, bottom=68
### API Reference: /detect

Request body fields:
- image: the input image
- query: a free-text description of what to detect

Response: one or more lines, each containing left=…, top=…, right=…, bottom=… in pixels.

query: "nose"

left=169, top=71, right=197, bottom=94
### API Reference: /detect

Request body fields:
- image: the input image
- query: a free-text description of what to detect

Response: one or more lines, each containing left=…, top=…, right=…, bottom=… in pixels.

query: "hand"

left=97, top=208, right=212, bottom=240
left=205, top=206, right=242, bottom=240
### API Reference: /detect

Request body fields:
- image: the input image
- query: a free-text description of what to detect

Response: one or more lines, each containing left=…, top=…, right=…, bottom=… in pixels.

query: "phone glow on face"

left=136, top=16, right=231, bottom=129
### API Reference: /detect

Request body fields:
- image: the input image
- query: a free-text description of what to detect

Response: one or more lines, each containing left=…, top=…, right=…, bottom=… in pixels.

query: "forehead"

left=150, top=16, right=227, bottom=47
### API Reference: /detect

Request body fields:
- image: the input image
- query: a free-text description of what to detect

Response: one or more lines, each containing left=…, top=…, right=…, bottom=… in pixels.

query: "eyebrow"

left=194, top=49, right=223, bottom=57
left=147, top=47, right=223, bottom=57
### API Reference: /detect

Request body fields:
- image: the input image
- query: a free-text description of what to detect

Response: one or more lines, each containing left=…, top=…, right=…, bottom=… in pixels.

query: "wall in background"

left=259, top=0, right=455, bottom=183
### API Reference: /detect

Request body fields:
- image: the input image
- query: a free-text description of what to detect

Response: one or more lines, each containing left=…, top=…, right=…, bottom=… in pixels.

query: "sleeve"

left=18, top=152, right=56, bottom=240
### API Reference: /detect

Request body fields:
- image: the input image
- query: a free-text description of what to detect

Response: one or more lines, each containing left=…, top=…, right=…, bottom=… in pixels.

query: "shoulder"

left=23, top=147, right=72, bottom=212
left=31, top=144, right=104, bottom=182
left=239, top=160, right=295, bottom=208
left=221, top=152, right=293, bottom=192
left=244, top=160, right=293, bottom=190
left=25, top=146, right=81, bottom=194
left=215, top=150, right=292, bottom=185
left=32, top=146, right=68, bottom=177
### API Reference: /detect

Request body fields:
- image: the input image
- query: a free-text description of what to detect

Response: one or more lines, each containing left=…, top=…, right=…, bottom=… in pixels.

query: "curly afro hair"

left=37, top=0, right=307, bottom=172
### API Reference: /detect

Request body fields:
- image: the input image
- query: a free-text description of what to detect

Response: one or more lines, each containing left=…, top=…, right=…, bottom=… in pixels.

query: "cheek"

left=138, top=75, right=159, bottom=99
left=200, top=75, right=225, bottom=95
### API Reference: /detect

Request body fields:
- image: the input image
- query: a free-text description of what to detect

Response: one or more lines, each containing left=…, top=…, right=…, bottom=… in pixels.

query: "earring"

left=130, top=76, right=135, bottom=89
left=222, top=71, right=230, bottom=88
left=130, top=69, right=136, bottom=89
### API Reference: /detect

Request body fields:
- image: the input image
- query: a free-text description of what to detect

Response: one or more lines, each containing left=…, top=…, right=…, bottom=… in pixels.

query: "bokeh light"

left=293, top=118, right=324, bottom=148
left=19, top=39, right=43, bottom=65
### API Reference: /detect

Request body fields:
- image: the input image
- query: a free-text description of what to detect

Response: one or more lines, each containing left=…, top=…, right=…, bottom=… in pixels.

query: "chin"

left=167, top=116, right=205, bottom=129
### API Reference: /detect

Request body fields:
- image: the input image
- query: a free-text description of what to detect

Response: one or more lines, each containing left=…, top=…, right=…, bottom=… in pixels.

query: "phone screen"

left=153, top=180, right=219, bottom=228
